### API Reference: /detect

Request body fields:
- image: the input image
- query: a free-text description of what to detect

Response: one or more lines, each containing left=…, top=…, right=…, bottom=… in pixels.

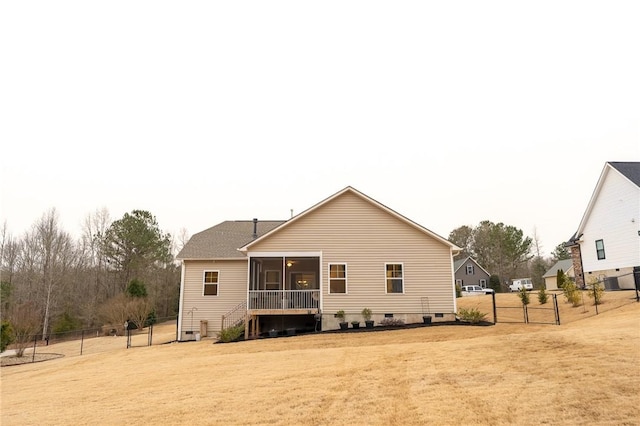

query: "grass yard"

left=1, top=291, right=639, bottom=425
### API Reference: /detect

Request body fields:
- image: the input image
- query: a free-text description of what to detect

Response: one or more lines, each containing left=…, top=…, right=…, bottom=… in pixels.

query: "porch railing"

left=248, top=290, right=320, bottom=310
left=221, top=300, right=247, bottom=330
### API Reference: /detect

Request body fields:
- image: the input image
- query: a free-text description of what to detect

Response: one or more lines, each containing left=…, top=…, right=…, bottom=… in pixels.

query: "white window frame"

left=385, top=263, right=404, bottom=294
left=595, top=239, right=606, bottom=260
left=328, top=263, right=347, bottom=294
left=479, top=279, right=487, bottom=288
left=456, top=279, right=463, bottom=286
left=466, top=264, right=474, bottom=275
left=264, top=270, right=281, bottom=290
left=203, top=270, right=219, bottom=296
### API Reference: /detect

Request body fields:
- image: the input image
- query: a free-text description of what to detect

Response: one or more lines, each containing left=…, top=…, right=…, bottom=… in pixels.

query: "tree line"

left=1, top=208, right=183, bottom=354
left=448, top=220, right=571, bottom=291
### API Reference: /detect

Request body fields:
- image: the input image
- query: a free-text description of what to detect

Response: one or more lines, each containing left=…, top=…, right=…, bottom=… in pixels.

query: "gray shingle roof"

left=609, top=162, right=640, bottom=187
left=176, top=220, right=285, bottom=260
left=543, top=259, right=574, bottom=278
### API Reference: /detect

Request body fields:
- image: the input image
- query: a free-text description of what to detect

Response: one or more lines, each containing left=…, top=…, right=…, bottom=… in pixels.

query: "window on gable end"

left=203, top=271, right=219, bottom=296
left=385, top=263, right=404, bottom=294
left=595, top=239, right=606, bottom=260
left=329, top=263, right=347, bottom=294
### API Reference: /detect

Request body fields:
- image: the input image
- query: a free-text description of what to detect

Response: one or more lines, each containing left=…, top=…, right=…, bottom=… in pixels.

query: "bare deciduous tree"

left=7, top=301, right=41, bottom=357
left=23, top=209, right=78, bottom=341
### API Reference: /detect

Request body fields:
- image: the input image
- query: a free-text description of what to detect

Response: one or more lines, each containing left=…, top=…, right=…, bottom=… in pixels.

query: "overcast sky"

left=1, top=1, right=638, bottom=257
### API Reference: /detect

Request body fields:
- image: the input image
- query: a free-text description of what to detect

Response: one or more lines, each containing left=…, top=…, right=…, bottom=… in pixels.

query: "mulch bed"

left=1, top=353, right=64, bottom=367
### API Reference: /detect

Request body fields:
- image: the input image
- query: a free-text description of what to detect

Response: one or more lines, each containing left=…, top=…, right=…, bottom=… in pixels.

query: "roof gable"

left=453, top=256, right=491, bottom=276
left=240, top=186, right=460, bottom=252
left=609, top=162, right=640, bottom=187
left=571, top=161, right=640, bottom=240
left=543, top=259, right=574, bottom=278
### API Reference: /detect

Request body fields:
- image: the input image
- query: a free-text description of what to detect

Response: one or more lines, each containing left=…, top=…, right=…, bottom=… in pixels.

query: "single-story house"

left=565, top=162, right=640, bottom=290
left=542, top=259, right=574, bottom=291
left=176, top=186, right=462, bottom=340
left=453, top=256, right=491, bottom=289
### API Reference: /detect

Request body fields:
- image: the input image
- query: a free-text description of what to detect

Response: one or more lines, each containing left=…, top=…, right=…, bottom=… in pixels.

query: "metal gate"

left=493, top=293, right=560, bottom=325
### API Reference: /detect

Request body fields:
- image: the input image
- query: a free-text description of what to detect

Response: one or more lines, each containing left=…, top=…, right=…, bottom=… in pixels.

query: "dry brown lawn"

left=2, top=291, right=639, bottom=425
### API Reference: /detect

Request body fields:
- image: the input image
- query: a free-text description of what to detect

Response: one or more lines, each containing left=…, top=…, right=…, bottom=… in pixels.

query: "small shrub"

left=557, top=269, right=567, bottom=289
left=538, top=287, right=548, bottom=305
left=457, top=307, right=487, bottom=324
left=361, top=307, right=372, bottom=321
left=586, top=277, right=605, bottom=305
left=379, top=317, right=405, bottom=327
left=455, top=284, right=461, bottom=298
left=562, top=280, right=582, bottom=307
left=518, top=287, right=530, bottom=305
left=217, top=324, right=245, bottom=343
left=336, top=310, right=346, bottom=322
left=144, top=309, right=157, bottom=327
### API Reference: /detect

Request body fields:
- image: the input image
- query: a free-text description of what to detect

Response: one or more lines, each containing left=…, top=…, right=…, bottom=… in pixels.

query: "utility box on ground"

left=200, top=320, right=208, bottom=338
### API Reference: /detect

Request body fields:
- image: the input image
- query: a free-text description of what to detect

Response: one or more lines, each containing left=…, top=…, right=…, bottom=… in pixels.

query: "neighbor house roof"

left=453, top=256, right=491, bottom=276
left=568, top=161, right=640, bottom=244
left=176, top=220, right=285, bottom=260
left=543, top=259, right=574, bottom=278
left=238, top=186, right=462, bottom=253
left=609, top=161, right=640, bottom=187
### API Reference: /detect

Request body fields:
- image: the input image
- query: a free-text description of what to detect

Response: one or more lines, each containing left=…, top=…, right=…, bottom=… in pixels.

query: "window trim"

left=328, top=263, right=347, bottom=294
left=385, top=263, right=404, bottom=294
left=595, top=239, right=606, bottom=260
left=466, top=264, right=474, bottom=275
left=264, top=270, right=281, bottom=290
left=203, top=270, right=219, bottom=296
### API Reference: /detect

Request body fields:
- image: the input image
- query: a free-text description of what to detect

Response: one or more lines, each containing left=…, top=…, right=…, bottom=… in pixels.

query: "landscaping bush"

left=457, top=307, right=487, bottom=324
left=538, top=287, right=548, bottom=305
left=586, top=277, right=605, bottom=305
left=518, top=287, right=530, bottom=305
left=217, top=324, right=245, bottom=343
left=562, top=280, right=582, bottom=307
left=379, top=317, right=405, bottom=327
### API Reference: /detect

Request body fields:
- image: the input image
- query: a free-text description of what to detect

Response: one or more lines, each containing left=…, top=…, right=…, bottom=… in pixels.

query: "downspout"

left=451, top=248, right=459, bottom=316
left=177, top=260, right=186, bottom=341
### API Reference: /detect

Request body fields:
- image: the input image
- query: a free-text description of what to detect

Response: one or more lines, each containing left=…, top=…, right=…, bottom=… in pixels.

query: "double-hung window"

left=329, top=263, right=347, bottom=294
left=385, top=263, right=404, bottom=293
left=203, top=271, right=219, bottom=296
left=265, top=270, right=281, bottom=290
left=595, top=239, right=606, bottom=260
left=466, top=264, right=474, bottom=275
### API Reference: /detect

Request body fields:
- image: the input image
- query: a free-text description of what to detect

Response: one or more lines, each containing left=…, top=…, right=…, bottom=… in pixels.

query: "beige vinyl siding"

left=180, top=259, right=247, bottom=336
left=249, top=191, right=456, bottom=320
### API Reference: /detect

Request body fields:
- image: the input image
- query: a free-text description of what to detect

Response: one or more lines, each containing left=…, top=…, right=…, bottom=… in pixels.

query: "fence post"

left=491, top=292, right=497, bottom=323
left=80, top=330, right=84, bottom=355
left=32, top=334, right=37, bottom=362
left=553, top=294, right=560, bottom=325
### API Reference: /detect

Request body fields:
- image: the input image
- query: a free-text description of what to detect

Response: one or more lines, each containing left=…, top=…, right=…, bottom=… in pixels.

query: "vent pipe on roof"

left=252, top=218, right=258, bottom=239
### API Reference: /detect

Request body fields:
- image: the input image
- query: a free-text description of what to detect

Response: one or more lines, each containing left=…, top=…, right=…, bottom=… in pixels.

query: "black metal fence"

left=1, top=316, right=178, bottom=366
left=491, top=289, right=639, bottom=325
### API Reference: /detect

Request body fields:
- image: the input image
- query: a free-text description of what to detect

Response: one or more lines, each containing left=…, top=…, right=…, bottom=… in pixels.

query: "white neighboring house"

left=543, top=259, right=574, bottom=291
left=566, top=162, right=640, bottom=290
